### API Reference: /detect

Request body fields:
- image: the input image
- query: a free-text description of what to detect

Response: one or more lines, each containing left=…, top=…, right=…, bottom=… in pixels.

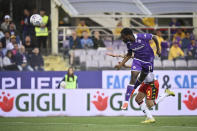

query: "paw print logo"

left=183, top=90, right=197, bottom=110
left=0, top=92, right=14, bottom=112
left=91, top=91, right=108, bottom=111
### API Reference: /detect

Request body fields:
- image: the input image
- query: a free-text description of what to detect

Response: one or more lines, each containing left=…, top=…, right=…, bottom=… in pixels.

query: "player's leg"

left=133, top=60, right=153, bottom=89
left=154, top=89, right=175, bottom=105
left=126, top=70, right=140, bottom=100
left=134, top=71, right=148, bottom=89
left=121, top=71, right=140, bottom=109
left=140, top=99, right=155, bottom=123
left=153, top=80, right=175, bottom=105
left=122, top=59, right=142, bottom=110
left=140, top=84, right=156, bottom=123
left=136, top=84, right=154, bottom=123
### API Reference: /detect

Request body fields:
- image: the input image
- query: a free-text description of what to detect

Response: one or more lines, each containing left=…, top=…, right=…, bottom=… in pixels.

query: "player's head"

left=121, top=28, right=135, bottom=43
left=68, top=67, right=74, bottom=76
left=40, top=9, right=46, bottom=16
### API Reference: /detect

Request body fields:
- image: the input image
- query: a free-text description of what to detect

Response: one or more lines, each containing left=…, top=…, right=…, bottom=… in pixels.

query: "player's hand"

left=106, top=52, right=117, bottom=57
left=115, top=64, right=122, bottom=70
left=156, top=49, right=161, bottom=57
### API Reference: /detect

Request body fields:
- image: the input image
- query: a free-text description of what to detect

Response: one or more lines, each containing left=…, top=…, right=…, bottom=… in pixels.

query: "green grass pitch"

left=0, top=116, right=197, bottom=131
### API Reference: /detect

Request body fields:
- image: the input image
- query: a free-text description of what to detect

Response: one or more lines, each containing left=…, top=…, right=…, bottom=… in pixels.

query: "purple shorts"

left=131, top=58, right=154, bottom=73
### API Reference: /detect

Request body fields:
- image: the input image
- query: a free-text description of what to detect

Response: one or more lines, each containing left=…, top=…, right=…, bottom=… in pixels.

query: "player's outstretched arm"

left=152, top=35, right=161, bottom=57
left=106, top=52, right=125, bottom=58
left=115, top=53, right=132, bottom=70
left=106, top=52, right=134, bottom=59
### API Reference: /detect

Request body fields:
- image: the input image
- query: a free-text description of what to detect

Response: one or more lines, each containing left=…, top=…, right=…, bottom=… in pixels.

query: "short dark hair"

left=4, top=30, right=10, bottom=34
left=6, top=50, right=12, bottom=57
left=40, top=8, right=45, bottom=12
left=121, top=28, right=133, bottom=36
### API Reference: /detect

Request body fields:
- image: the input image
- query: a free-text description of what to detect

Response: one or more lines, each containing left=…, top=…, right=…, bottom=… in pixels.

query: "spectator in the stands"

left=1, top=31, right=10, bottom=48
left=76, top=20, right=90, bottom=37
left=150, top=39, right=157, bottom=56
left=187, top=40, right=197, bottom=59
left=12, top=43, right=19, bottom=55
left=69, top=31, right=81, bottom=49
left=35, top=9, right=49, bottom=49
left=168, top=41, right=184, bottom=60
left=161, top=38, right=170, bottom=60
left=169, top=18, right=181, bottom=34
left=9, top=22, right=20, bottom=44
left=0, top=52, right=2, bottom=70
left=81, top=31, right=93, bottom=49
left=6, top=35, right=17, bottom=51
left=155, top=30, right=164, bottom=50
left=24, top=36, right=34, bottom=54
left=0, top=28, right=5, bottom=40
left=21, top=9, right=34, bottom=42
left=181, top=32, right=191, bottom=55
left=8, top=22, right=16, bottom=34
left=30, top=47, right=44, bottom=71
left=114, top=21, right=123, bottom=37
left=173, top=28, right=185, bottom=42
left=68, top=31, right=81, bottom=65
left=1, top=15, right=11, bottom=32
left=151, top=30, right=164, bottom=51
left=0, top=41, right=6, bottom=57
left=92, top=31, right=105, bottom=49
left=3, top=50, right=18, bottom=71
left=169, top=18, right=181, bottom=27
left=0, top=42, right=4, bottom=56
left=13, top=45, right=33, bottom=71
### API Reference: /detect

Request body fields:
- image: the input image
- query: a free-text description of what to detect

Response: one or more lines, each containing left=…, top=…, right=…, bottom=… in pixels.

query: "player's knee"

left=135, top=97, right=142, bottom=105
left=146, top=102, right=154, bottom=108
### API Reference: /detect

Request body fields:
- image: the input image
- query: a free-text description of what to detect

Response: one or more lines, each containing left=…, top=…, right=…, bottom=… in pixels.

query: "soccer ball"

left=30, top=14, right=42, bottom=26
left=60, top=81, right=66, bottom=88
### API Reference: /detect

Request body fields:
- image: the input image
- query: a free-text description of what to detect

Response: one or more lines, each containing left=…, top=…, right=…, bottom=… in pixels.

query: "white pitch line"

left=0, top=122, right=196, bottom=129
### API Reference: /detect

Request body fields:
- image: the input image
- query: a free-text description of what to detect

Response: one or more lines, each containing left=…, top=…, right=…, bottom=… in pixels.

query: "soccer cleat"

left=165, top=89, right=175, bottom=97
left=121, top=102, right=128, bottom=110
left=141, top=118, right=155, bottom=124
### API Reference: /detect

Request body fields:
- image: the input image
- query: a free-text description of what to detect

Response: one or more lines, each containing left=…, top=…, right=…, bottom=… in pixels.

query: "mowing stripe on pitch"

left=0, top=122, right=196, bottom=129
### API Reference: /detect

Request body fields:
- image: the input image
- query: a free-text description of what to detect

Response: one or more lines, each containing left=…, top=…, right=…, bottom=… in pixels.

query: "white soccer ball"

left=30, top=14, right=42, bottom=26
left=60, top=81, right=66, bottom=88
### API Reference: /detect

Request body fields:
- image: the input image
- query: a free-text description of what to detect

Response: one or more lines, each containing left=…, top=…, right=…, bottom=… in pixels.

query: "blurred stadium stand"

left=1, top=0, right=197, bottom=71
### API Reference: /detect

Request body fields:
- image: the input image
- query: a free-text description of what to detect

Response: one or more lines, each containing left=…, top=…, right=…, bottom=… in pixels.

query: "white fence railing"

left=58, top=26, right=195, bottom=44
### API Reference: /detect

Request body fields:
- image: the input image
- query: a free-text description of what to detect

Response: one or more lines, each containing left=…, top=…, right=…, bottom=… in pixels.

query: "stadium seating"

left=72, top=49, right=197, bottom=70
left=86, top=60, right=99, bottom=70
left=44, top=55, right=68, bottom=71
left=188, top=60, right=197, bottom=70
left=175, top=60, right=187, bottom=70
left=154, top=59, right=162, bottom=70
left=162, top=60, right=175, bottom=70
left=98, top=60, right=112, bottom=70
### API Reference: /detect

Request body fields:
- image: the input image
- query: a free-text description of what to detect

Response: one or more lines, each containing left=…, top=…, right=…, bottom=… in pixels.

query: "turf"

left=0, top=116, right=197, bottom=131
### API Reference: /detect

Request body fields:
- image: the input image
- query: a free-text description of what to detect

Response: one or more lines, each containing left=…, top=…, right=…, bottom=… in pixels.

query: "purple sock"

left=125, top=85, right=134, bottom=101
left=134, top=79, right=142, bottom=89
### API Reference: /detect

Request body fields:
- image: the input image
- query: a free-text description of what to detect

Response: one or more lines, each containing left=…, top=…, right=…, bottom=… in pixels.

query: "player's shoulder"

left=136, top=33, right=152, bottom=38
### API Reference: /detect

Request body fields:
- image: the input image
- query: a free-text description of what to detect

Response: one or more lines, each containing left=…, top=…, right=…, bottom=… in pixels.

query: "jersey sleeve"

left=144, top=33, right=153, bottom=41
left=139, top=33, right=153, bottom=41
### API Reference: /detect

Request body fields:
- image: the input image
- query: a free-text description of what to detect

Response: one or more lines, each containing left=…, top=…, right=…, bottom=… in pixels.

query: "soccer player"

left=136, top=73, right=175, bottom=123
left=106, top=52, right=175, bottom=123
left=114, top=28, right=161, bottom=110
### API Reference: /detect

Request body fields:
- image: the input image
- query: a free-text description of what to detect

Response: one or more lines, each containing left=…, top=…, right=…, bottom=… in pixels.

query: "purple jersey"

left=127, top=33, right=154, bottom=62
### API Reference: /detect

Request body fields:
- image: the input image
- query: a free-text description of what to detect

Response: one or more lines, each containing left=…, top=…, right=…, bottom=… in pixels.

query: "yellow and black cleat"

left=165, top=89, right=175, bottom=97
